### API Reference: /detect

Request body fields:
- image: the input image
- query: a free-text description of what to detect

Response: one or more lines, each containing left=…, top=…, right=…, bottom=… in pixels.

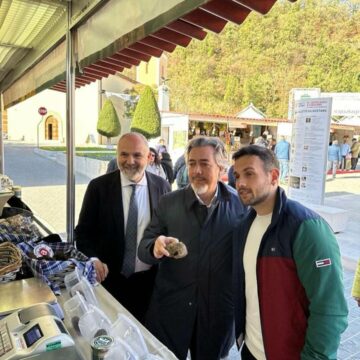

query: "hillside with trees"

left=167, top=0, right=360, bottom=118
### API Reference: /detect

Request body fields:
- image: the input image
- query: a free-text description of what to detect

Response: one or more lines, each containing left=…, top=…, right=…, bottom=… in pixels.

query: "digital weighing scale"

left=0, top=303, right=80, bottom=360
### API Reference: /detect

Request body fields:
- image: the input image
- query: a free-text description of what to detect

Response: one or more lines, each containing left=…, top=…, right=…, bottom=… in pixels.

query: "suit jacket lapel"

left=111, top=171, right=125, bottom=238
left=146, top=172, right=158, bottom=216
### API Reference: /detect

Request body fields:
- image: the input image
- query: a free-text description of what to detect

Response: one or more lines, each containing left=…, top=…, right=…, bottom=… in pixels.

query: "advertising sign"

left=288, top=98, right=332, bottom=205
left=288, top=88, right=321, bottom=120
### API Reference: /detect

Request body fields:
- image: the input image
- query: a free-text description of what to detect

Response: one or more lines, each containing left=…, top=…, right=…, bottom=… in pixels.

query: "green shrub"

left=131, top=85, right=160, bottom=139
left=97, top=99, right=121, bottom=138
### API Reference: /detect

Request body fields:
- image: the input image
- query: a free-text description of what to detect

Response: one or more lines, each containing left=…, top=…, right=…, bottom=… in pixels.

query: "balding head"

left=117, top=132, right=149, bottom=150
left=117, top=132, right=150, bottom=182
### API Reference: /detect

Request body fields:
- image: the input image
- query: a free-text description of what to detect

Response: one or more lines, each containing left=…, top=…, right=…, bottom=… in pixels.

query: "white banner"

left=288, top=98, right=332, bottom=205
left=321, top=92, right=360, bottom=116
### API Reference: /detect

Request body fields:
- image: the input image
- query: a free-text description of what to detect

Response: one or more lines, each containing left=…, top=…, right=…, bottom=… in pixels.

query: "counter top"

left=0, top=278, right=57, bottom=316
left=57, top=284, right=178, bottom=359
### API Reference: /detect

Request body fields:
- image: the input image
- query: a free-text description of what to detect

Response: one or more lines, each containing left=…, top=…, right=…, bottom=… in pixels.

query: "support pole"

left=66, top=1, right=75, bottom=243
left=0, top=94, right=4, bottom=174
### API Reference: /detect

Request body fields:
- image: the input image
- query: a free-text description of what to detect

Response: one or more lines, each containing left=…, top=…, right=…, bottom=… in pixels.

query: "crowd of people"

left=327, top=137, right=360, bottom=178
left=74, top=132, right=356, bottom=360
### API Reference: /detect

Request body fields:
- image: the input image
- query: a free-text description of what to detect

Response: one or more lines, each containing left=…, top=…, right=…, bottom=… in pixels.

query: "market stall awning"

left=187, top=111, right=291, bottom=127
left=1, top=0, right=296, bottom=109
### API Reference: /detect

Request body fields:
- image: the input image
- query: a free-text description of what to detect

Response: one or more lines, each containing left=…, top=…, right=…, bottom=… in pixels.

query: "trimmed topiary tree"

left=130, top=85, right=161, bottom=139
left=97, top=99, right=121, bottom=145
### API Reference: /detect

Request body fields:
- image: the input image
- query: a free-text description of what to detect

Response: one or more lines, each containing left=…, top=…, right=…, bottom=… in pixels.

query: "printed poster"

left=288, top=98, right=332, bottom=205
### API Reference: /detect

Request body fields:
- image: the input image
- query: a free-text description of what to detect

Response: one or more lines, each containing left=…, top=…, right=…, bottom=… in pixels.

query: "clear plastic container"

left=110, top=314, right=148, bottom=358
left=104, top=337, right=137, bottom=360
left=78, top=304, right=112, bottom=343
left=64, top=268, right=82, bottom=293
left=63, top=291, right=89, bottom=334
left=70, top=276, right=98, bottom=306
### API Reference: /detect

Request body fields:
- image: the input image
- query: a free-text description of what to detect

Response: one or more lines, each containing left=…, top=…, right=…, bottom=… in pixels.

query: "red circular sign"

left=38, top=107, right=47, bottom=116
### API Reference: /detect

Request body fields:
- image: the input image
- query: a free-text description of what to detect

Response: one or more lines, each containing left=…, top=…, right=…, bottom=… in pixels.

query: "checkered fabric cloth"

left=17, top=240, right=97, bottom=295
left=0, top=214, right=41, bottom=244
left=0, top=223, right=37, bottom=243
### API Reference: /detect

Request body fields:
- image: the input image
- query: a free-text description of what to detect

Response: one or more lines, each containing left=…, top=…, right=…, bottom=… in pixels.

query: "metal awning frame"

left=0, top=0, right=296, bottom=242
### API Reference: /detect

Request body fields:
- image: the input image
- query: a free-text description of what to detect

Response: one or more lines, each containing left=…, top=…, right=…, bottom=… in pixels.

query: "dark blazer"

left=75, top=170, right=171, bottom=296
left=138, top=183, right=246, bottom=360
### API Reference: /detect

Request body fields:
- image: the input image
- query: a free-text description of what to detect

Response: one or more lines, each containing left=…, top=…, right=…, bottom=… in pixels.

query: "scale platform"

left=0, top=278, right=57, bottom=317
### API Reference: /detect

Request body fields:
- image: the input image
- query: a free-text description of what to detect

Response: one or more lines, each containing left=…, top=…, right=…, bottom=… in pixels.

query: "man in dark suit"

left=75, top=132, right=171, bottom=323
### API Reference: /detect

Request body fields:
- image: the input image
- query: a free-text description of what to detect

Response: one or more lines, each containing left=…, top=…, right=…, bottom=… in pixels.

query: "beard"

left=191, top=184, right=209, bottom=195
left=119, top=163, right=144, bottom=182
left=191, top=182, right=209, bottom=196
left=238, top=188, right=270, bottom=207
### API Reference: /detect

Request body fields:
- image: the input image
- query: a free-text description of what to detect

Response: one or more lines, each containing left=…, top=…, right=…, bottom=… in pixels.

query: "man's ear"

left=146, top=150, right=152, bottom=161
left=271, top=168, right=280, bottom=185
left=218, top=165, right=225, bottom=178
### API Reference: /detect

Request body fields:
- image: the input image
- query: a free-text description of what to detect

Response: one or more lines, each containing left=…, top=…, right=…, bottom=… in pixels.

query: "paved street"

left=3, top=142, right=360, bottom=358
left=4, top=143, right=91, bottom=232
left=4, top=142, right=90, bottom=186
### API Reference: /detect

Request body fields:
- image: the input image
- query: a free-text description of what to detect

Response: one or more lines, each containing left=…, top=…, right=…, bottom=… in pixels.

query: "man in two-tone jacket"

left=232, top=145, right=348, bottom=360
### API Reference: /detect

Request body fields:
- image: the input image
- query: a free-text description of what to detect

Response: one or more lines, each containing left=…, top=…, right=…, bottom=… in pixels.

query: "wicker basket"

left=0, top=241, right=22, bottom=283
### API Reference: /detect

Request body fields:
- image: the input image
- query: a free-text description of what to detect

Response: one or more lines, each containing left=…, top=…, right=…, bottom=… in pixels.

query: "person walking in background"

left=106, top=157, right=118, bottom=173
left=340, top=137, right=351, bottom=170
left=350, top=138, right=360, bottom=170
left=75, top=132, right=171, bottom=323
left=146, top=147, right=167, bottom=180
left=232, top=145, right=348, bottom=360
left=160, top=152, right=174, bottom=184
left=269, top=138, right=276, bottom=152
left=138, top=137, right=246, bottom=360
left=352, top=259, right=360, bottom=307
left=156, top=138, right=168, bottom=155
left=173, top=153, right=189, bottom=189
left=274, top=135, right=290, bottom=183
left=254, top=134, right=268, bottom=148
left=327, top=140, right=341, bottom=178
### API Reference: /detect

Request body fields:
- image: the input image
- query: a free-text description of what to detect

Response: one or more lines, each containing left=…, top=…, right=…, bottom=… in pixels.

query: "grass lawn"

left=40, top=146, right=116, bottom=161
left=76, top=153, right=116, bottom=161
left=40, top=146, right=116, bottom=152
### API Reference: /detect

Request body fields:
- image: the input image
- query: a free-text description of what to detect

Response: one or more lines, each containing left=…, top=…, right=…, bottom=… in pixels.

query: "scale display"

left=23, top=325, right=43, bottom=348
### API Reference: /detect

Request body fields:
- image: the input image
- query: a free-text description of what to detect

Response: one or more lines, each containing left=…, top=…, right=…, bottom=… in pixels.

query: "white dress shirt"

left=120, top=171, right=151, bottom=272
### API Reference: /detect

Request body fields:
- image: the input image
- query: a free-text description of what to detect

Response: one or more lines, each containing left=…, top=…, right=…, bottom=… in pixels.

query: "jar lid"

left=91, top=335, right=114, bottom=351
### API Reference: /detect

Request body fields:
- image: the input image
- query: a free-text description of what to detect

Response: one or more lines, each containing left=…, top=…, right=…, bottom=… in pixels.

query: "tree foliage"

left=97, top=99, right=121, bottom=138
left=131, top=85, right=161, bottom=139
left=167, top=0, right=360, bottom=118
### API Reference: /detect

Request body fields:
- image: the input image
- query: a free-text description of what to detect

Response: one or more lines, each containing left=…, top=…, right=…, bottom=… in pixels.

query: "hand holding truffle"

left=153, top=236, right=187, bottom=259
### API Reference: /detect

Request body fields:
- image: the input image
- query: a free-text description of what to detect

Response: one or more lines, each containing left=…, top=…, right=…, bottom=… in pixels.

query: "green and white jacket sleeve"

left=293, top=218, right=348, bottom=360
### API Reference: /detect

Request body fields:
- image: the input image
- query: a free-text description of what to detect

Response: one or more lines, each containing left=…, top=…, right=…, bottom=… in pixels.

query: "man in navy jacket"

left=139, top=137, right=245, bottom=360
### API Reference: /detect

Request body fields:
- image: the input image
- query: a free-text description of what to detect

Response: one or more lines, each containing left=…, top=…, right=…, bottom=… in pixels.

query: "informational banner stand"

left=288, top=97, right=332, bottom=205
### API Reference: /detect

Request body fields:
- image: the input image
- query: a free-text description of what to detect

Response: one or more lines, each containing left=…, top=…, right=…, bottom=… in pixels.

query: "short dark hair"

left=232, top=145, right=279, bottom=172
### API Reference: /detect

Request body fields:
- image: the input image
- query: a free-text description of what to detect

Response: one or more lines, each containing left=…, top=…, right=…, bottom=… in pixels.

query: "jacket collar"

left=245, top=186, right=287, bottom=226
left=184, top=181, right=232, bottom=211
